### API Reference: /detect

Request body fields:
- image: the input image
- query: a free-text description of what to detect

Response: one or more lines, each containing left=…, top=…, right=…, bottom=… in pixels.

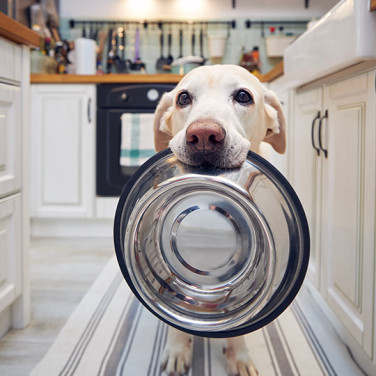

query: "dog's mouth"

left=180, top=150, right=245, bottom=169
left=186, top=151, right=224, bottom=168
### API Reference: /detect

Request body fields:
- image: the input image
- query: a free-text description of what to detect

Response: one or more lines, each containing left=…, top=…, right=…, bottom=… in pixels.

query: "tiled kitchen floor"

left=0, top=237, right=114, bottom=376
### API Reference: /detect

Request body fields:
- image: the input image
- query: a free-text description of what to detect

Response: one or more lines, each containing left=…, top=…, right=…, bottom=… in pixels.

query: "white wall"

left=60, top=0, right=339, bottom=20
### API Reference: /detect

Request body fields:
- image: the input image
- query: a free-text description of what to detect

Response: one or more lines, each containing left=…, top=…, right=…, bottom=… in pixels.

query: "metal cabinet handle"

left=311, top=111, right=321, bottom=156
left=87, top=98, right=92, bottom=123
left=318, top=110, right=328, bottom=158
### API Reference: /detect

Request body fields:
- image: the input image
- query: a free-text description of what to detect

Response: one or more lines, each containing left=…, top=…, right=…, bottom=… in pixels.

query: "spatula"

left=156, top=24, right=168, bottom=70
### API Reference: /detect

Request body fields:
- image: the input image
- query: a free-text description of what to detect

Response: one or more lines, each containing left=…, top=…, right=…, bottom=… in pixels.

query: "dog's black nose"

left=186, top=121, right=225, bottom=152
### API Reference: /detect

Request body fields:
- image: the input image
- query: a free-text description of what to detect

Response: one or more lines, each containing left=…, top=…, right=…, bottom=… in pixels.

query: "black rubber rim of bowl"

left=113, top=148, right=310, bottom=338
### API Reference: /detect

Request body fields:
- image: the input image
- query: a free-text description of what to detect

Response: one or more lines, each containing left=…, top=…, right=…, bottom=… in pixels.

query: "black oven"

left=96, top=83, right=176, bottom=197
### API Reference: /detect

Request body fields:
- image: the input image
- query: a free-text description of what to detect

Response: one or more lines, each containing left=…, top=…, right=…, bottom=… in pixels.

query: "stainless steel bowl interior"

left=114, top=149, right=309, bottom=337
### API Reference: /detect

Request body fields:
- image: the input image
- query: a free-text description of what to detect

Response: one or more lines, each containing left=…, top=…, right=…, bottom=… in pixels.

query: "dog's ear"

left=263, top=88, right=286, bottom=154
left=153, top=91, right=175, bottom=152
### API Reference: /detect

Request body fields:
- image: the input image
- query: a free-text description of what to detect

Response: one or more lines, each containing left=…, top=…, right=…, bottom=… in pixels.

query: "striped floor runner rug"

left=31, top=257, right=329, bottom=376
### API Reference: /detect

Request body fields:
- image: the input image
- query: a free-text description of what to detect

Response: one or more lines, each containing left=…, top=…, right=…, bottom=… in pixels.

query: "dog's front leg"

left=223, top=337, right=258, bottom=376
left=161, top=327, right=193, bottom=375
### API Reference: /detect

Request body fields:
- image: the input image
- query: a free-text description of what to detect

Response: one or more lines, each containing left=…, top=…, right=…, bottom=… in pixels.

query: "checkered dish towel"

left=120, top=113, right=156, bottom=167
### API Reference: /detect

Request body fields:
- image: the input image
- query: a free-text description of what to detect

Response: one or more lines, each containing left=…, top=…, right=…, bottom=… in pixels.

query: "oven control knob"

left=120, top=92, right=128, bottom=102
left=147, top=89, right=159, bottom=102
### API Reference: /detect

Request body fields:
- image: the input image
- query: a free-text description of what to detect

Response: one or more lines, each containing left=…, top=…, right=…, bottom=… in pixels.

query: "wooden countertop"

left=30, top=60, right=284, bottom=84
left=30, top=73, right=184, bottom=84
left=261, top=60, right=284, bottom=82
left=0, top=12, right=39, bottom=47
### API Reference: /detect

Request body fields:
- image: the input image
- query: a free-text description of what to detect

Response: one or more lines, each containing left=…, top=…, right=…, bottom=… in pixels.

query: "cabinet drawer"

left=0, top=37, right=22, bottom=83
left=0, top=84, right=21, bottom=198
left=0, top=194, right=22, bottom=313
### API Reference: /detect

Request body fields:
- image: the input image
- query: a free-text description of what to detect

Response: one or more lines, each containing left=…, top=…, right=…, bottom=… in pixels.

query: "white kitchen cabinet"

left=0, top=82, right=23, bottom=336
left=0, top=34, right=32, bottom=337
left=0, top=83, right=21, bottom=198
left=291, top=70, right=376, bottom=361
left=291, top=87, right=323, bottom=289
left=30, top=84, right=96, bottom=218
left=0, top=195, right=22, bottom=314
left=322, top=72, right=376, bottom=358
left=0, top=36, right=22, bottom=83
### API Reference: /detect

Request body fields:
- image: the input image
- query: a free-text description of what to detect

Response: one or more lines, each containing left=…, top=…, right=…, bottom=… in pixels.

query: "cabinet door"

left=0, top=37, right=22, bottom=83
left=322, top=72, right=376, bottom=356
left=292, top=87, right=323, bottom=288
left=30, top=85, right=95, bottom=218
left=0, top=194, right=22, bottom=314
left=0, top=84, right=21, bottom=198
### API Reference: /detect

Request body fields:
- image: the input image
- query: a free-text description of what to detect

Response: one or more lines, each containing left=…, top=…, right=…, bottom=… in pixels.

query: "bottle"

left=251, top=46, right=261, bottom=75
left=251, top=46, right=260, bottom=65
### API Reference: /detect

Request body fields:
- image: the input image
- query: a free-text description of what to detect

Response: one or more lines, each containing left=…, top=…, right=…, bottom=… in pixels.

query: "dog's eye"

left=234, top=90, right=254, bottom=105
left=177, top=91, right=192, bottom=107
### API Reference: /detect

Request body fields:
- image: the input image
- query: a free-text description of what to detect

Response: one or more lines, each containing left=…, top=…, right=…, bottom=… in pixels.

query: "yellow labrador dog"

left=153, top=65, right=286, bottom=376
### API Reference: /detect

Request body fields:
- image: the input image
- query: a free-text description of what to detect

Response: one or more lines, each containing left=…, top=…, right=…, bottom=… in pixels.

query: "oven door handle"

left=87, top=97, right=92, bottom=123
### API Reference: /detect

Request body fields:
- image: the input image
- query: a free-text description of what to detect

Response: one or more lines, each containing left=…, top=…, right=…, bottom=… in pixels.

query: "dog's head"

left=154, top=65, right=286, bottom=168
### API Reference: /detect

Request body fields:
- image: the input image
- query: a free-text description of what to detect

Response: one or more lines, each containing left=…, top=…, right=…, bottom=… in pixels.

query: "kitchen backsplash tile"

left=59, top=18, right=306, bottom=74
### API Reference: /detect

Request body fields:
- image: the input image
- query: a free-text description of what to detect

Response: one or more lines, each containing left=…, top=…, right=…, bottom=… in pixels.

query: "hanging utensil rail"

left=69, top=19, right=237, bottom=29
left=244, top=19, right=309, bottom=37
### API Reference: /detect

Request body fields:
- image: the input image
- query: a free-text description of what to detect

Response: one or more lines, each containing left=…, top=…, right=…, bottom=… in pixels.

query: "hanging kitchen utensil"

left=115, top=27, right=122, bottom=71
left=115, top=26, right=129, bottom=73
left=171, top=24, right=205, bottom=74
left=156, top=23, right=168, bottom=70
left=178, top=27, right=183, bottom=58
left=130, top=27, right=146, bottom=72
left=89, top=23, right=94, bottom=40
left=120, top=26, right=126, bottom=72
left=191, top=26, right=196, bottom=56
left=92, top=23, right=99, bottom=42
left=200, top=25, right=205, bottom=59
left=106, top=28, right=116, bottom=73
left=199, top=24, right=207, bottom=63
left=82, top=25, right=86, bottom=38
left=97, top=29, right=107, bottom=67
left=134, top=27, right=141, bottom=61
left=114, top=149, right=310, bottom=338
left=111, top=27, right=120, bottom=72
left=166, top=28, right=173, bottom=65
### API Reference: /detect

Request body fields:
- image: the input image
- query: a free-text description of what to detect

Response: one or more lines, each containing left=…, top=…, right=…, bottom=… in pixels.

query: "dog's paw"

left=223, top=342, right=258, bottom=376
left=161, top=335, right=193, bottom=376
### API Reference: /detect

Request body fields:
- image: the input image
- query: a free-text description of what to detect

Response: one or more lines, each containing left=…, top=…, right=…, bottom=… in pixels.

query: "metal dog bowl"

left=114, top=149, right=309, bottom=337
